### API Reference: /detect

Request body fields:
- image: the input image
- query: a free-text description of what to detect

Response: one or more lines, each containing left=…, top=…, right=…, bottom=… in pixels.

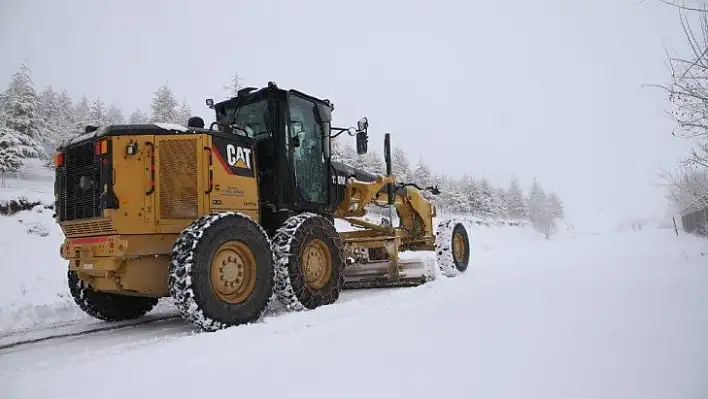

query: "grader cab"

left=54, top=82, right=470, bottom=331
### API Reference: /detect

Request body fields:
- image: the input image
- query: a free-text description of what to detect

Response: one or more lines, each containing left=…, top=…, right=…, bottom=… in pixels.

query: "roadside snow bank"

left=0, top=206, right=88, bottom=334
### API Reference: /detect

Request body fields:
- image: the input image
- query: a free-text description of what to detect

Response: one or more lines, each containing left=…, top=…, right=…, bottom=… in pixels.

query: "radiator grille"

left=62, top=218, right=116, bottom=237
left=158, top=139, right=199, bottom=219
left=57, top=141, right=102, bottom=222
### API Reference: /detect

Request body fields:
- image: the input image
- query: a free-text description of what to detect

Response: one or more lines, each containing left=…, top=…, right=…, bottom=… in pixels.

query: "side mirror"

left=356, top=131, right=368, bottom=154
left=357, top=117, right=368, bottom=132
left=206, top=98, right=214, bottom=109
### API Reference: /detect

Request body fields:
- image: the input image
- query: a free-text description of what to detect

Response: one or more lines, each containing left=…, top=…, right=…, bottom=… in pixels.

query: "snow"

left=1, top=172, right=707, bottom=398
left=153, top=122, right=189, bottom=132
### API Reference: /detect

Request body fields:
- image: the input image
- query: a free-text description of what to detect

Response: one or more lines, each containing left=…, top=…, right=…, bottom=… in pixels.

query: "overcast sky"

left=0, top=0, right=698, bottom=231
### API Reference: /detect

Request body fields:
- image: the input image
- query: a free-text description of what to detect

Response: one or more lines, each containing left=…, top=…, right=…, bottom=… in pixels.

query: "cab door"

left=286, top=93, right=328, bottom=206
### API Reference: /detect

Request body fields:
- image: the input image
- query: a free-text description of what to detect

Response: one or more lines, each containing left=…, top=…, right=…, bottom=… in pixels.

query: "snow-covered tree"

left=175, top=99, right=191, bottom=125
left=106, top=105, right=125, bottom=125
left=478, top=178, right=496, bottom=217
left=150, top=84, right=178, bottom=123
left=74, top=96, right=90, bottom=131
left=89, top=96, right=107, bottom=126
left=0, top=124, right=41, bottom=176
left=413, top=157, right=433, bottom=188
left=128, top=109, right=149, bottom=124
left=37, top=86, right=61, bottom=154
left=546, top=192, right=564, bottom=218
left=1, top=62, right=46, bottom=159
left=507, top=176, right=526, bottom=219
left=495, top=187, right=509, bottom=218
left=53, top=89, right=76, bottom=141
left=526, top=177, right=546, bottom=222
left=353, top=150, right=384, bottom=175
left=332, top=139, right=357, bottom=166
left=224, top=71, right=243, bottom=98
left=392, top=147, right=412, bottom=183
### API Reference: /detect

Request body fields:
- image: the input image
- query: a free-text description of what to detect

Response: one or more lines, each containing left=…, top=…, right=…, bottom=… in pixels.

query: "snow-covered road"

left=2, top=228, right=707, bottom=399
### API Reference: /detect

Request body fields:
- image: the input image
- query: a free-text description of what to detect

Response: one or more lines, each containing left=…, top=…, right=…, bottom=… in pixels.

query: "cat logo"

left=226, top=144, right=252, bottom=169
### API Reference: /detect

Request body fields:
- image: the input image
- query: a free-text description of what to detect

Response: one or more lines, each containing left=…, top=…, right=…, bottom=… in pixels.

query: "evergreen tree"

left=0, top=124, right=41, bottom=175
left=175, top=99, right=191, bottom=125
left=38, top=85, right=61, bottom=154
left=463, top=176, right=483, bottom=214
left=478, top=178, right=496, bottom=217
left=150, top=84, right=178, bottom=123
left=495, top=187, right=509, bottom=218
left=392, top=147, right=412, bottom=183
left=128, top=109, right=149, bottom=124
left=413, top=157, right=433, bottom=188
left=546, top=192, right=564, bottom=218
left=353, top=150, right=385, bottom=175
left=336, top=140, right=358, bottom=166
left=224, top=71, right=242, bottom=98
left=1, top=62, right=46, bottom=159
left=46, top=89, right=77, bottom=147
left=106, top=105, right=125, bottom=125
left=89, top=96, right=107, bottom=126
left=74, top=96, right=90, bottom=131
left=507, top=176, right=526, bottom=219
left=39, top=86, right=58, bottom=130
left=527, top=177, right=546, bottom=223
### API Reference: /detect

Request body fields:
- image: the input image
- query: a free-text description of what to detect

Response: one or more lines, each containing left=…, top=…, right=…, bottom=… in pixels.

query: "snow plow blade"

left=342, top=257, right=434, bottom=289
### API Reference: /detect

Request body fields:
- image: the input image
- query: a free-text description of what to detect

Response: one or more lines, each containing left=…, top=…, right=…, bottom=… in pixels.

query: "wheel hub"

left=452, top=232, right=466, bottom=263
left=210, top=241, right=257, bottom=304
left=302, top=238, right=332, bottom=290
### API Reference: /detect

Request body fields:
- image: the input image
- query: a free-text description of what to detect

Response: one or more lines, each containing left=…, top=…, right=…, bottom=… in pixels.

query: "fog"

left=0, top=0, right=695, bottom=231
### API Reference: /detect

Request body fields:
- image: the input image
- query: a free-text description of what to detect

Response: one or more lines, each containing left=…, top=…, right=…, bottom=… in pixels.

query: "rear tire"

left=168, top=212, right=274, bottom=332
left=271, top=212, right=345, bottom=311
left=67, top=270, right=158, bottom=321
left=435, top=219, right=470, bottom=277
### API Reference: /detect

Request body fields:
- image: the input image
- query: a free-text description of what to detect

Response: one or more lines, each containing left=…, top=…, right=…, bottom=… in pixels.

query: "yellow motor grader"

left=53, top=82, right=470, bottom=331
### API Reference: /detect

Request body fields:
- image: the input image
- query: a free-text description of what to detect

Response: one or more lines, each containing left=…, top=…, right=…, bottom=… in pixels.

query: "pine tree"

left=54, top=89, right=76, bottom=141
left=463, top=176, right=483, bottom=215
left=495, top=187, right=509, bottom=218
left=352, top=150, right=384, bottom=175
left=507, top=176, right=526, bottom=219
left=1, top=62, right=46, bottom=159
left=224, top=71, right=243, bottom=98
left=546, top=192, right=564, bottom=218
left=392, top=147, right=412, bottom=183
left=175, top=99, right=191, bottom=125
left=128, top=109, right=149, bottom=124
left=74, top=96, right=90, bottom=131
left=478, top=178, right=496, bottom=217
left=527, top=177, right=546, bottom=224
left=413, top=157, right=433, bottom=188
left=0, top=124, right=41, bottom=175
left=150, top=84, right=178, bottom=123
left=39, top=86, right=58, bottom=130
left=106, top=105, right=125, bottom=125
left=38, top=85, right=61, bottom=155
left=89, top=96, right=107, bottom=126
left=334, top=140, right=357, bottom=166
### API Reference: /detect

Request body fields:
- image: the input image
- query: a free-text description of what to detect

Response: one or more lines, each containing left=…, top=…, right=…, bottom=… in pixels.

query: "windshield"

left=215, top=99, right=270, bottom=138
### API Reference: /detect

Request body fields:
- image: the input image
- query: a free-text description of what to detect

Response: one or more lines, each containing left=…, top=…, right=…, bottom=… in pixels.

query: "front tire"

left=168, top=212, right=274, bottom=332
left=435, top=219, right=470, bottom=277
left=67, top=270, right=158, bottom=321
left=271, top=213, right=345, bottom=311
